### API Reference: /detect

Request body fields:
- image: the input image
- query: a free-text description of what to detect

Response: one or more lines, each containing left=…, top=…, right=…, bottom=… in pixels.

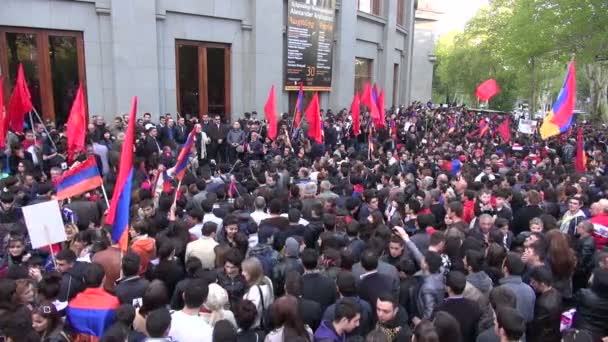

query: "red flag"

left=350, top=92, right=361, bottom=137
left=497, top=118, right=511, bottom=143
left=0, top=75, right=6, bottom=149
left=378, top=89, right=385, bottom=128
left=574, top=127, right=587, bottom=173
left=66, top=83, right=87, bottom=161
left=7, top=64, right=33, bottom=133
left=475, top=79, right=500, bottom=102
left=360, top=82, right=380, bottom=125
left=305, top=92, right=322, bottom=144
left=264, top=85, right=278, bottom=140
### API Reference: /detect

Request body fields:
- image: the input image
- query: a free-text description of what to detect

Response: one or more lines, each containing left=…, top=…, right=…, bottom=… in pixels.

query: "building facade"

left=410, top=0, right=441, bottom=103
left=0, top=0, right=415, bottom=123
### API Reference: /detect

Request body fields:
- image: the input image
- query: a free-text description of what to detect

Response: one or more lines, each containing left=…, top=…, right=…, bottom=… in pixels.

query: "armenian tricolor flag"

left=67, top=288, right=120, bottom=340
left=106, top=96, right=137, bottom=251
left=294, top=82, right=304, bottom=128
left=54, top=157, right=102, bottom=200
left=540, top=61, right=576, bottom=140
left=172, top=125, right=198, bottom=181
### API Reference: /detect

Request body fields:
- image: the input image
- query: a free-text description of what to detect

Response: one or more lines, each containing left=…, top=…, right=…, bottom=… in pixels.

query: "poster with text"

left=285, top=0, right=335, bottom=91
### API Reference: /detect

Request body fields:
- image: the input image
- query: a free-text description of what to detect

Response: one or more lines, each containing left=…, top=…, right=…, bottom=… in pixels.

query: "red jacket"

left=591, top=213, right=608, bottom=250
left=463, top=200, right=475, bottom=224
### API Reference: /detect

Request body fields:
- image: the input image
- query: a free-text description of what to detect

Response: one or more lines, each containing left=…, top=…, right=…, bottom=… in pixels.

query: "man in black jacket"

left=301, top=248, right=337, bottom=312
left=528, top=266, right=562, bottom=342
left=114, top=252, right=149, bottom=305
left=512, top=190, right=544, bottom=235
left=573, top=220, right=596, bottom=292
left=358, top=249, right=399, bottom=313
left=56, top=249, right=86, bottom=302
left=435, top=271, right=482, bottom=342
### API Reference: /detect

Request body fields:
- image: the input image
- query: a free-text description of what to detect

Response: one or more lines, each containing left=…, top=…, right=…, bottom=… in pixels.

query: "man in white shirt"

left=185, top=222, right=219, bottom=270
left=169, top=280, right=212, bottom=342
left=250, top=196, right=270, bottom=226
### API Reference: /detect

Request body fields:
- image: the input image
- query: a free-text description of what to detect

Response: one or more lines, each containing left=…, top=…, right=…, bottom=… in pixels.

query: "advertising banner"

left=285, top=0, right=335, bottom=91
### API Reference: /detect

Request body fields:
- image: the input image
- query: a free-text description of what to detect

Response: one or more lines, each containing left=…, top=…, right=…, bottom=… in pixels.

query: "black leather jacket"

left=528, top=288, right=562, bottom=342
left=573, top=288, right=608, bottom=340
left=272, top=256, right=304, bottom=296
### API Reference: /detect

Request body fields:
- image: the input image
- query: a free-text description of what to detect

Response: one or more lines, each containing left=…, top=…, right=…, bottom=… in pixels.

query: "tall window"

left=393, top=63, right=399, bottom=106
left=176, top=40, right=231, bottom=121
left=357, top=0, right=381, bottom=16
left=397, top=0, right=405, bottom=26
left=354, top=58, right=372, bottom=94
left=0, top=27, right=86, bottom=126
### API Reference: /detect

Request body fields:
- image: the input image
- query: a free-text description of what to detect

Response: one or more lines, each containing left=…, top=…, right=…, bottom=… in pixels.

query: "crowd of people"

left=0, top=101, right=607, bottom=342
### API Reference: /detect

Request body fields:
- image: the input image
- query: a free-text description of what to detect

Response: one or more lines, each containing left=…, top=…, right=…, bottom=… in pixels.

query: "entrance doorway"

left=176, top=40, right=231, bottom=122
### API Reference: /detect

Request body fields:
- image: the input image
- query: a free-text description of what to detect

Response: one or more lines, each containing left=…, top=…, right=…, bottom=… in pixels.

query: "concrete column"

left=381, top=0, right=398, bottom=107
left=109, top=0, right=160, bottom=116
left=404, top=0, right=416, bottom=105
left=252, top=0, right=284, bottom=112
left=329, top=0, right=357, bottom=110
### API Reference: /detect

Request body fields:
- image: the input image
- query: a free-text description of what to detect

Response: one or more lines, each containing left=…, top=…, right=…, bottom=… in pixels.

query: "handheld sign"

left=22, top=200, right=66, bottom=249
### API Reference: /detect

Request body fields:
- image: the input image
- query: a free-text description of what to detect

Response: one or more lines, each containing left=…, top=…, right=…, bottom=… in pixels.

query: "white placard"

left=518, top=119, right=538, bottom=134
left=22, top=200, right=66, bottom=249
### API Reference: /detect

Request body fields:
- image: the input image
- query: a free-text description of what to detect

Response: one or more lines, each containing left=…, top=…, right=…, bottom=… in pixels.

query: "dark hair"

left=84, top=263, right=105, bottom=288
left=131, top=220, right=149, bottom=235
left=530, top=265, right=553, bottom=286
left=55, top=249, right=77, bottom=263
left=202, top=221, right=218, bottom=237
left=489, top=286, right=516, bottom=311
left=336, top=271, right=357, bottom=297
left=412, top=320, right=439, bottom=342
left=139, top=280, right=169, bottom=317
left=146, top=307, right=171, bottom=338
left=301, top=248, right=319, bottom=270
left=271, top=296, right=309, bottom=340
left=396, top=258, right=417, bottom=276
left=446, top=271, right=466, bottom=295
left=448, top=201, right=463, bottom=217
left=269, top=198, right=282, bottom=214
left=234, top=299, right=258, bottom=331
left=224, top=248, right=244, bottom=268
left=213, top=319, right=237, bottom=342
left=183, top=280, right=208, bottom=308
left=223, top=215, right=239, bottom=228
left=38, top=272, right=62, bottom=301
left=121, top=252, right=141, bottom=277
left=527, top=240, right=548, bottom=261
left=376, top=293, right=398, bottom=309
left=288, top=208, right=301, bottom=223
left=429, top=231, right=446, bottom=246
left=32, top=301, right=62, bottom=334
left=486, top=243, right=506, bottom=268
left=504, top=252, right=525, bottom=276
left=433, top=311, right=462, bottom=342
left=464, top=249, right=484, bottom=273
left=334, top=297, right=360, bottom=321
left=360, top=249, right=379, bottom=271
left=496, top=307, right=525, bottom=340
left=424, top=251, right=442, bottom=274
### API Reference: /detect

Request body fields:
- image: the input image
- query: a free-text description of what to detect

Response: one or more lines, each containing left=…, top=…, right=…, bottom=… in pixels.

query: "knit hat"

left=285, top=237, right=299, bottom=257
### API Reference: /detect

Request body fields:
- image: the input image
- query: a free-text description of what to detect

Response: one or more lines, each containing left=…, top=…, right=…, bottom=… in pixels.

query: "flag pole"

left=31, top=108, right=58, bottom=151
left=100, top=182, right=111, bottom=208
left=173, top=179, right=182, bottom=207
left=290, top=82, right=302, bottom=137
